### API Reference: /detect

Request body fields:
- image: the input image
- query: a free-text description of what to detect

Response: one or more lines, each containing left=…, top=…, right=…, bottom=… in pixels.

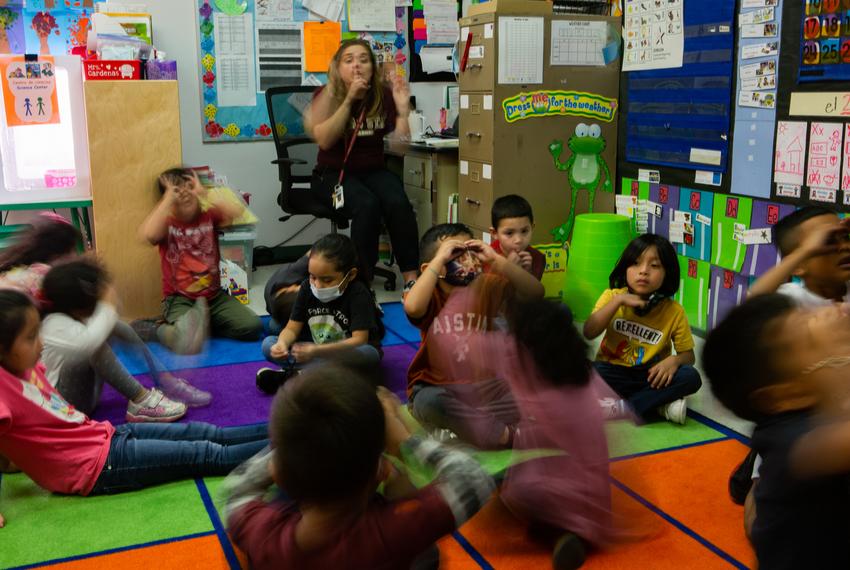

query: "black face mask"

left=443, top=249, right=482, bottom=287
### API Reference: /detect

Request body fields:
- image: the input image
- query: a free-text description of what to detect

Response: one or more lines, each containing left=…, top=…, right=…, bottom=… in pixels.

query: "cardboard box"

left=468, top=0, right=551, bottom=17
left=83, top=60, right=141, bottom=80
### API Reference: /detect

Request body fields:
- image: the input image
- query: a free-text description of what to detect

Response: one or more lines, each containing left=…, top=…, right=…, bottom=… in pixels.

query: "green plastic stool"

left=562, top=213, right=634, bottom=321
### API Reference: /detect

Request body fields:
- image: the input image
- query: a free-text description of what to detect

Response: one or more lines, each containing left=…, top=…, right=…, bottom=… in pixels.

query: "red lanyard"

left=337, top=108, right=367, bottom=186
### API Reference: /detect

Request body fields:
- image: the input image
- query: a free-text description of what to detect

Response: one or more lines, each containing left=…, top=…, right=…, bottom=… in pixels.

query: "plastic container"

left=562, top=213, right=633, bottom=321
left=219, top=227, right=257, bottom=286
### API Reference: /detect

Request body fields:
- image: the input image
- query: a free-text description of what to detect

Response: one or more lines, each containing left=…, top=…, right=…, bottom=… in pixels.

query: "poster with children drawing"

left=0, top=5, right=25, bottom=55
left=806, top=122, right=842, bottom=190
left=24, top=7, right=91, bottom=55
left=774, top=121, right=807, bottom=186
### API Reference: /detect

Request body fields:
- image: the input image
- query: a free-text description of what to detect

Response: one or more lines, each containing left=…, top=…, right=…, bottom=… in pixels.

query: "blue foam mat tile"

left=381, top=302, right=420, bottom=343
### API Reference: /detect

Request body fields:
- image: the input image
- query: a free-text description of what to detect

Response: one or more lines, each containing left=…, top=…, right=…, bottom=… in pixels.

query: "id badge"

left=332, top=183, right=345, bottom=210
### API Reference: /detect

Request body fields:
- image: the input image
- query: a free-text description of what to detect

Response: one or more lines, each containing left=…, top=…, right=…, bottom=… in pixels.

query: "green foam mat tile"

left=0, top=474, right=213, bottom=568
left=606, top=418, right=727, bottom=459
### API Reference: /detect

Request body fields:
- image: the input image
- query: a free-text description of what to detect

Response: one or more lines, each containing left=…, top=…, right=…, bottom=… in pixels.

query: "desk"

left=385, top=141, right=459, bottom=238
left=0, top=198, right=93, bottom=252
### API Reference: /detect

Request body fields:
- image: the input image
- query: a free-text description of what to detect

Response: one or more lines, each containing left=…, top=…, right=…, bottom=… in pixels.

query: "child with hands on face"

left=404, top=223, right=544, bottom=449
left=487, top=195, right=546, bottom=280
left=583, top=234, right=701, bottom=425
left=256, top=234, right=383, bottom=395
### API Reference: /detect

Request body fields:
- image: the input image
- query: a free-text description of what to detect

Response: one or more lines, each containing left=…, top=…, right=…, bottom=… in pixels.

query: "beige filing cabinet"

left=85, top=80, right=182, bottom=320
left=458, top=1, right=620, bottom=243
left=387, top=144, right=459, bottom=237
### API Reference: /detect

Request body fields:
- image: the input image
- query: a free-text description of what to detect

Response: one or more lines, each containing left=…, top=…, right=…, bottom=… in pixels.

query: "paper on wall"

left=497, top=17, right=544, bottom=84
left=623, top=0, right=684, bottom=72
left=256, top=0, right=295, bottom=21
left=549, top=20, right=606, bottom=66
left=776, top=184, right=801, bottom=198
left=303, top=21, right=341, bottom=72
left=739, top=59, right=776, bottom=78
left=214, top=13, right=258, bottom=107
left=774, top=121, right=807, bottom=186
left=741, top=41, right=778, bottom=60
left=420, top=46, right=453, bottom=74
left=741, top=74, right=776, bottom=91
left=734, top=227, right=772, bottom=245
left=256, top=21, right=302, bottom=91
left=741, top=0, right=777, bottom=7
left=810, top=187, right=837, bottom=203
left=348, top=0, right=396, bottom=31
left=302, top=0, right=344, bottom=21
left=806, top=122, right=843, bottom=191
left=423, top=0, right=459, bottom=44
left=739, top=7, right=774, bottom=25
left=739, top=90, right=775, bottom=109
left=741, top=23, right=778, bottom=38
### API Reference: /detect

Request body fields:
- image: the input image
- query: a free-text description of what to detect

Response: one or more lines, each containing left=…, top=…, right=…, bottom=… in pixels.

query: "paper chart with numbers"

left=623, top=0, right=684, bottom=71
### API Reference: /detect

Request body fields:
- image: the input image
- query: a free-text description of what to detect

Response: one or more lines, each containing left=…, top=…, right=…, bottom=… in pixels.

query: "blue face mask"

left=310, top=271, right=352, bottom=303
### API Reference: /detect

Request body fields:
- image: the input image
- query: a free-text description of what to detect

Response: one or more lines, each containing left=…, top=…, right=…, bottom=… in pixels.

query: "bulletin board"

left=771, top=0, right=850, bottom=209
left=197, top=0, right=410, bottom=142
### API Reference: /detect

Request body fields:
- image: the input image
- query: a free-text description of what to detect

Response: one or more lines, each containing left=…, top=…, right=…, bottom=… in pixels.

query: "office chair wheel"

left=384, top=278, right=397, bottom=291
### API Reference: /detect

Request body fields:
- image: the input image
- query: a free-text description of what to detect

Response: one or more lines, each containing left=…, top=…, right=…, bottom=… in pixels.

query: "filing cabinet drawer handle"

left=467, top=63, right=483, bottom=70
left=465, top=132, right=482, bottom=139
left=465, top=198, right=482, bottom=206
left=408, top=169, right=422, bottom=176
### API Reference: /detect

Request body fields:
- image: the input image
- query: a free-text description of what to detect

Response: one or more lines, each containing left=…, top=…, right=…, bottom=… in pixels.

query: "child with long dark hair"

left=0, top=212, right=80, bottom=304
left=256, top=233, right=383, bottom=394
left=0, top=289, right=268, bottom=528
left=583, top=234, right=701, bottom=424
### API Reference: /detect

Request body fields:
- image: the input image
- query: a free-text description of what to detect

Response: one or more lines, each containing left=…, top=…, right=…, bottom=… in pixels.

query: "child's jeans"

left=261, top=336, right=381, bottom=369
left=90, top=422, right=269, bottom=494
left=409, top=380, right=519, bottom=450
left=593, top=361, right=702, bottom=420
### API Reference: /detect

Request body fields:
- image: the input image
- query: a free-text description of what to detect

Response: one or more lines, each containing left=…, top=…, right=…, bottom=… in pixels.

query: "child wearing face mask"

left=403, top=223, right=545, bottom=449
left=257, top=234, right=384, bottom=394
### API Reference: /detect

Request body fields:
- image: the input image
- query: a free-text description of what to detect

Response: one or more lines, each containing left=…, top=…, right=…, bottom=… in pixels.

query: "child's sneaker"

left=552, top=532, right=587, bottom=570
left=598, top=397, right=628, bottom=420
left=159, top=374, right=212, bottom=407
left=126, top=389, right=187, bottom=423
left=659, top=398, right=687, bottom=424
left=256, top=367, right=296, bottom=395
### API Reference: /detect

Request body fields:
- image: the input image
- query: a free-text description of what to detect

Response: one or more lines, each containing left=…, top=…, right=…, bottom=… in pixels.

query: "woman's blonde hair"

left=327, top=39, right=385, bottom=119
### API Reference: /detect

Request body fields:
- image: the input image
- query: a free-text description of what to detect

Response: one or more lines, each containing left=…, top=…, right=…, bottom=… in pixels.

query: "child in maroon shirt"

left=488, top=195, right=545, bottom=280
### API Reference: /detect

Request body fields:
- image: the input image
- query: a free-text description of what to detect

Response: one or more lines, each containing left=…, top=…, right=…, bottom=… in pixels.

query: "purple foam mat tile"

left=91, top=345, right=419, bottom=427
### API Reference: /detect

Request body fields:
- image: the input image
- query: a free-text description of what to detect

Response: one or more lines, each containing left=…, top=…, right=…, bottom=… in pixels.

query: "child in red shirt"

left=488, top=194, right=545, bottom=280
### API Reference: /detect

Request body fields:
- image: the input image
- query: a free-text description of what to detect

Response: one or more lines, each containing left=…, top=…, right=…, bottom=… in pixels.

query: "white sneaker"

left=126, top=389, right=187, bottom=423
left=599, top=397, right=628, bottom=420
left=659, top=398, right=687, bottom=425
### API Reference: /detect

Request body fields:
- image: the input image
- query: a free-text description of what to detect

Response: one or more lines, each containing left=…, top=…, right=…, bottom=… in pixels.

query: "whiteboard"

left=0, top=55, right=91, bottom=205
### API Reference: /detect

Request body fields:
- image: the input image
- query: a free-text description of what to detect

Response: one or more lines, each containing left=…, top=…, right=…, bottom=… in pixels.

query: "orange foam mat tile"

left=446, top=486, right=734, bottom=570
left=612, top=438, right=755, bottom=568
left=36, top=534, right=233, bottom=570
left=439, top=533, right=481, bottom=569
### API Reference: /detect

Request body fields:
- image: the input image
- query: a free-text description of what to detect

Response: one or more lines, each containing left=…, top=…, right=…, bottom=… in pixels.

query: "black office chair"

left=265, top=86, right=397, bottom=291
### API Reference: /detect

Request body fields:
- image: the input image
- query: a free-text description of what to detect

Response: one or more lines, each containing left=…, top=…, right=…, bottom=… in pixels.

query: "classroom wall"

left=148, top=0, right=326, bottom=249
left=149, top=0, right=455, bottom=249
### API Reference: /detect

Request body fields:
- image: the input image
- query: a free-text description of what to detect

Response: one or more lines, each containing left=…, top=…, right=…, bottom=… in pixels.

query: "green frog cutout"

left=548, top=123, right=613, bottom=244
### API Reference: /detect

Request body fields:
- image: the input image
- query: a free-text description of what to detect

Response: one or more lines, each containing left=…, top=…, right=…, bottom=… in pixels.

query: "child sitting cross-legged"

left=703, top=294, right=850, bottom=570
left=583, top=234, right=701, bottom=424
left=404, top=223, right=545, bottom=449
left=223, top=363, right=495, bottom=569
left=256, top=234, right=384, bottom=395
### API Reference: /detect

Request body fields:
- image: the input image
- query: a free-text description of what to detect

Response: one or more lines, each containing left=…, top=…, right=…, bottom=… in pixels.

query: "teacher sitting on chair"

left=306, top=39, right=420, bottom=290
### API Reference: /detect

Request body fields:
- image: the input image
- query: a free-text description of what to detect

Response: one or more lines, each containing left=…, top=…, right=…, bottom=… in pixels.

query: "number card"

left=800, top=0, right=850, bottom=81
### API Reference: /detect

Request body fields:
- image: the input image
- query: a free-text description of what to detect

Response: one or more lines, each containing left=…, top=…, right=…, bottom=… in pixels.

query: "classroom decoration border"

left=197, top=0, right=409, bottom=143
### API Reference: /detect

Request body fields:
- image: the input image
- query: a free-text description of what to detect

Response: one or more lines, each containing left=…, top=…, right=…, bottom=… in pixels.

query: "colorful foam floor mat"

left=0, top=303, right=755, bottom=569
